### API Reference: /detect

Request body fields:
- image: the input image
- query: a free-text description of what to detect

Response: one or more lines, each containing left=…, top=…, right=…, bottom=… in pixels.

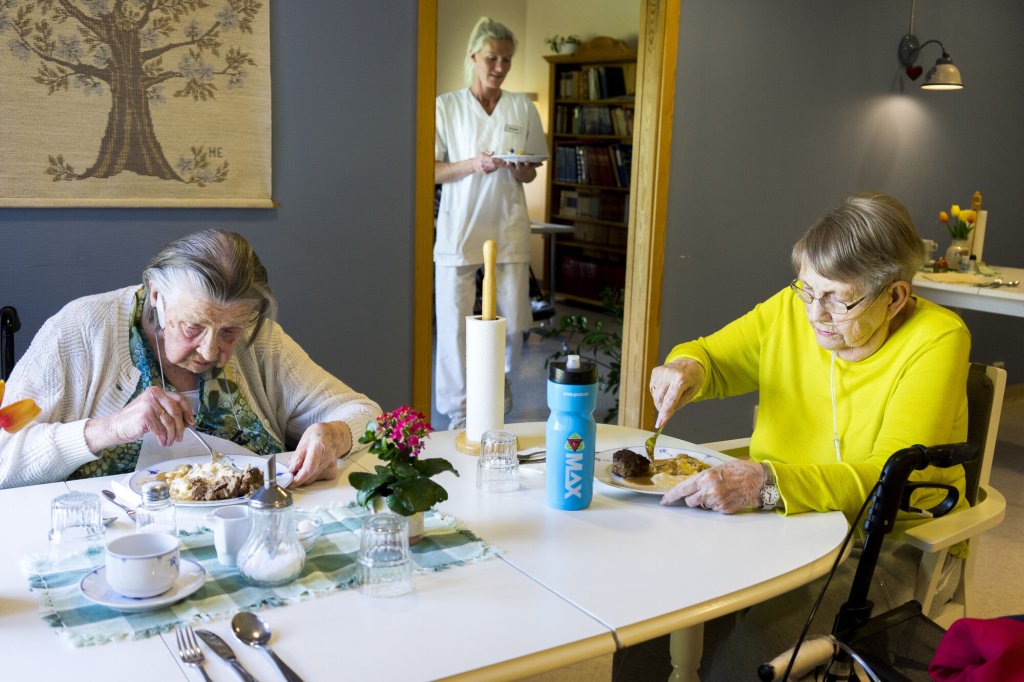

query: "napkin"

left=134, top=431, right=256, bottom=470
left=22, top=503, right=499, bottom=647
left=917, top=272, right=992, bottom=285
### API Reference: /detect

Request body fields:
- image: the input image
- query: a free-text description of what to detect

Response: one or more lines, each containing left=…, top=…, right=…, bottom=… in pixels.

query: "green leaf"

left=389, top=477, right=450, bottom=514
left=412, top=457, right=459, bottom=478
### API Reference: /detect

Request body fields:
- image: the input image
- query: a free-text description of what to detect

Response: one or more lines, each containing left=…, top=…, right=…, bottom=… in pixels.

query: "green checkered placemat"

left=22, top=503, right=498, bottom=647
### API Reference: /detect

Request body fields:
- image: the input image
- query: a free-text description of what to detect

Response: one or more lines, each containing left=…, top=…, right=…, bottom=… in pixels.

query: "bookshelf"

left=544, top=37, right=636, bottom=305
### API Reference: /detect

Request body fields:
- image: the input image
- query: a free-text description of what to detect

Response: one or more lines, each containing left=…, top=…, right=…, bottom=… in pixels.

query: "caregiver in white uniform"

left=433, top=17, right=547, bottom=429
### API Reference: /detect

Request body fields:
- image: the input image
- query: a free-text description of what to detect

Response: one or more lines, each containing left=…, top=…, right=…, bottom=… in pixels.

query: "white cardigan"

left=0, top=286, right=381, bottom=489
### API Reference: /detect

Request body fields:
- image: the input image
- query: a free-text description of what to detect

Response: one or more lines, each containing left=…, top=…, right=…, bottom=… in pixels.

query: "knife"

left=195, top=629, right=260, bottom=682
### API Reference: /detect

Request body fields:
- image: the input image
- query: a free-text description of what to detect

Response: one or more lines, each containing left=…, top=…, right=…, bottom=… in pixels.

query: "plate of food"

left=594, top=445, right=730, bottom=495
left=128, top=454, right=292, bottom=506
left=493, top=153, right=549, bottom=164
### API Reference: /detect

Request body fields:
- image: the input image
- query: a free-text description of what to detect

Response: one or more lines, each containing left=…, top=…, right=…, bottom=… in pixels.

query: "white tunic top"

left=434, top=88, right=547, bottom=266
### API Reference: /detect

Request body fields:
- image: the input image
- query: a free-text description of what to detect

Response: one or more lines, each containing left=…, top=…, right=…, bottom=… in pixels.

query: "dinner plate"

left=594, top=445, right=730, bottom=495
left=128, top=455, right=293, bottom=507
left=494, top=153, right=549, bottom=164
left=80, top=559, right=206, bottom=613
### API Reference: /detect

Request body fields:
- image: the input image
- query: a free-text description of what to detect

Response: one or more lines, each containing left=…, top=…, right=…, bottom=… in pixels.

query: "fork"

left=176, top=625, right=214, bottom=681
left=644, top=424, right=664, bottom=464
left=186, top=427, right=242, bottom=472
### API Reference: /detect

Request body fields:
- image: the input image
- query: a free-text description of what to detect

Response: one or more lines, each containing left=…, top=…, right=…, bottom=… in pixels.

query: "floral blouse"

left=70, top=289, right=282, bottom=479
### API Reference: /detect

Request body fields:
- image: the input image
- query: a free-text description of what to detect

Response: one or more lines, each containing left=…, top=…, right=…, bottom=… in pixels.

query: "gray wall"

left=660, top=0, right=1024, bottom=443
left=1, top=2, right=419, bottom=410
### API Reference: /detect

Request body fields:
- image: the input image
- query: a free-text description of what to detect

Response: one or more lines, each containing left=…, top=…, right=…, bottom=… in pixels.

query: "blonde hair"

left=791, top=192, right=925, bottom=294
left=463, top=17, right=516, bottom=88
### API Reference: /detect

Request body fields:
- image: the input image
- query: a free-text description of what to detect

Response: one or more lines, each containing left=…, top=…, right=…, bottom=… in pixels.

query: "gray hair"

left=464, top=17, right=516, bottom=88
left=791, top=193, right=925, bottom=294
left=142, top=229, right=276, bottom=345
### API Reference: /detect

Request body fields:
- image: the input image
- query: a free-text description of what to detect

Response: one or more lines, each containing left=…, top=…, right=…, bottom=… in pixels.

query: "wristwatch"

left=759, top=462, right=780, bottom=511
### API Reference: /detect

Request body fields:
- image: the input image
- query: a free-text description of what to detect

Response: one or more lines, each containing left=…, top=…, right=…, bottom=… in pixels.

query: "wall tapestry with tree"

left=0, top=0, right=271, bottom=207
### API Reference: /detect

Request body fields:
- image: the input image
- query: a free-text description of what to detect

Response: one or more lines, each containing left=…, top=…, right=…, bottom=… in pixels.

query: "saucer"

left=80, top=559, right=206, bottom=613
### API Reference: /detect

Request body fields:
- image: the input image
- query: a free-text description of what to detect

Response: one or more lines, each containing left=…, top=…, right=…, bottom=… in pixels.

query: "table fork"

left=645, top=425, right=664, bottom=464
left=176, top=625, right=214, bottom=682
left=186, top=427, right=242, bottom=472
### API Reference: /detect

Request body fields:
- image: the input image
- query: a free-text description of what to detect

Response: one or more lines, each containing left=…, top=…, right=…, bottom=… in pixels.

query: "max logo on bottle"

left=562, top=433, right=585, bottom=499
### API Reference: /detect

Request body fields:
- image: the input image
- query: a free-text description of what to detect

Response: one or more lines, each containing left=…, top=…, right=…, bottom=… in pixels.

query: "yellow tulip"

left=0, top=380, right=42, bottom=434
left=939, top=211, right=949, bottom=223
left=960, top=209, right=977, bottom=223
left=951, top=204, right=961, bottom=218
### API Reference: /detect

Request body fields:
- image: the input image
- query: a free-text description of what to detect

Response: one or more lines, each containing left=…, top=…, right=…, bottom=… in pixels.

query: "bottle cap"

left=248, top=453, right=293, bottom=509
left=549, top=356, right=597, bottom=385
left=141, top=480, right=170, bottom=504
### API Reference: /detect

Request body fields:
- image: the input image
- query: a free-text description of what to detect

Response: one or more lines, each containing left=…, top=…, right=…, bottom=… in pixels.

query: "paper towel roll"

left=465, top=315, right=506, bottom=443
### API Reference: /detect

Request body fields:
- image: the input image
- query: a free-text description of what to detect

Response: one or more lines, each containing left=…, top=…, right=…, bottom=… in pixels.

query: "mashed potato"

left=156, top=460, right=263, bottom=501
left=650, top=453, right=711, bottom=488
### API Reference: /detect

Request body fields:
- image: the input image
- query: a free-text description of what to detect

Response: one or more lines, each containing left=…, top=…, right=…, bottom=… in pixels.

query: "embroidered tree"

left=0, top=0, right=262, bottom=185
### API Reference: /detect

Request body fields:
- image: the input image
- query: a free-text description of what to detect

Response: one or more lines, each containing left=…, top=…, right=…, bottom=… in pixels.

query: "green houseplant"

left=545, top=34, right=581, bottom=54
left=348, top=407, right=458, bottom=516
left=545, top=287, right=623, bottom=423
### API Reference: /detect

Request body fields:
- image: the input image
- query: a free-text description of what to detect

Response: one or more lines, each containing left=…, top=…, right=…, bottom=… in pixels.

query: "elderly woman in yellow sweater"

left=648, top=192, right=970, bottom=678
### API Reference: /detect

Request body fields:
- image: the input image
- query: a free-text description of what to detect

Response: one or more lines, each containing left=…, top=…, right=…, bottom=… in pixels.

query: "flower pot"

left=371, top=497, right=425, bottom=545
left=945, top=239, right=970, bottom=272
left=557, top=43, right=579, bottom=55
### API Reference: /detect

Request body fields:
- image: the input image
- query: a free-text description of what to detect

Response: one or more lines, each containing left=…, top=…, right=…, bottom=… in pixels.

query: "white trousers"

left=434, top=262, right=530, bottom=420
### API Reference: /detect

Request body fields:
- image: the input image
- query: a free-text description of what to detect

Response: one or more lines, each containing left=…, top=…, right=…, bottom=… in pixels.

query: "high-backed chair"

left=902, top=362, right=1007, bottom=628
left=1, top=306, right=20, bottom=381
left=667, top=362, right=1007, bottom=680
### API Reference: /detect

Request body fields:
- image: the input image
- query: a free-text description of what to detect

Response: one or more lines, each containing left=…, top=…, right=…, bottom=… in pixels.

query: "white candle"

left=972, top=210, right=988, bottom=263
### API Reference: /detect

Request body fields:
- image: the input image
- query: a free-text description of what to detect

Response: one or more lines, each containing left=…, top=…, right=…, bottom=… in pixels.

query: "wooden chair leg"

left=668, top=623, right=704, bottom=682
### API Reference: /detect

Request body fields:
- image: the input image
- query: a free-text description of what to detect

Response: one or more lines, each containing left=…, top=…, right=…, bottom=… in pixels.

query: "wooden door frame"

left=413, top=0, right=679, bottom=430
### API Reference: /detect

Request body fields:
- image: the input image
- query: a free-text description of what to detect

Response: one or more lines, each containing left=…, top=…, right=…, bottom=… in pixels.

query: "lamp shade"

left=922, top=56, right=964, bottom=90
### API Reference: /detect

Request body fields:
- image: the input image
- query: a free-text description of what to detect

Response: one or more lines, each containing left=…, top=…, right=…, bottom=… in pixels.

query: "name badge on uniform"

left=504, top=124, right=523, bottom=135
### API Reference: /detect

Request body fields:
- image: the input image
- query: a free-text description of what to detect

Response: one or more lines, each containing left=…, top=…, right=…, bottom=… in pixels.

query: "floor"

left=430, top=303, right=619, bottom=429
left=432, top=310, right=1024, bottom=680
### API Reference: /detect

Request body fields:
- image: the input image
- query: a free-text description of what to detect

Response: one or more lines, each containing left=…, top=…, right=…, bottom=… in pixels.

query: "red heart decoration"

left=906, top=65, right=923, bottom=80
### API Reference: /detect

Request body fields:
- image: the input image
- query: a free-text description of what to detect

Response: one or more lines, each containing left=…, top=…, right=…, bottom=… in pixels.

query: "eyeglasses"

left=789, top=279, right=871, bottom=315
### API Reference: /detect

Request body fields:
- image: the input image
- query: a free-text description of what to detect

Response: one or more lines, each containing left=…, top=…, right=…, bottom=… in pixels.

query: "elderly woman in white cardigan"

left=0, top=230, right=380, bottom=489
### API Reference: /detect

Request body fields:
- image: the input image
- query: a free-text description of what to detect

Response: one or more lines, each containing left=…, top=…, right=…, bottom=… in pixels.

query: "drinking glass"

left=49, top=491, right=105, bottom=556
left=476, top=429, right=520, bottom=492
left=357, top=512, right=413, bottom=597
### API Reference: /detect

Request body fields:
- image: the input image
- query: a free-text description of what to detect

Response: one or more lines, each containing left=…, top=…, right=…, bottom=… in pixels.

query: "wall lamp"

left=898, top=35, right=964, bottom=90
left=897, top=0, right=964, bottom=90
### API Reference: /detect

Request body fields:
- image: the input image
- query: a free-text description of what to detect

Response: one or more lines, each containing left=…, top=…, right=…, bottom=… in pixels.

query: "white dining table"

left=913, top=265, right=1024, bottom=317
left=1, top=423, right=848, bottom=682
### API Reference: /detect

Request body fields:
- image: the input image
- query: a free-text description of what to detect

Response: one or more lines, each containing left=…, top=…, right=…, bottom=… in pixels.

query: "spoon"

left=101, top=489, right=136, bottom=520
left=232, top=611, right=305, bottom=682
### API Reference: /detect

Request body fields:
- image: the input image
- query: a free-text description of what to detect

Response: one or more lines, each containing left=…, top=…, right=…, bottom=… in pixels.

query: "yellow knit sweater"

left=667, top=288, right=971, bottom=546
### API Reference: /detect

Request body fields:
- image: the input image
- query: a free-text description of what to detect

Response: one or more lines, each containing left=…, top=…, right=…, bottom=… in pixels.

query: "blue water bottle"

left=546, top=354, right=598, bottom=510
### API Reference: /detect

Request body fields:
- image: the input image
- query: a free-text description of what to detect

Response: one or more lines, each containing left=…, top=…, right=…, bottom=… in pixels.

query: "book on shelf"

left=555, top=142, right=633, bottom=189
left=556, top=105, right=630, bottom=136
left=557, top=65, right=636, bottom=101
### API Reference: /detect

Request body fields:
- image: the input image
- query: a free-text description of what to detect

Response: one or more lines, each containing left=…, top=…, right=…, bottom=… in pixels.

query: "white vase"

left=557, top=43, right=578, bottom=55
left=945, top=239, right=970, bottom=272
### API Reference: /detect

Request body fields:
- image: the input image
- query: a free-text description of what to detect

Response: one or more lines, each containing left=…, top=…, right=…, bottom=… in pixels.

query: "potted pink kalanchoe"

left=348, top=407, right=458, bottom=518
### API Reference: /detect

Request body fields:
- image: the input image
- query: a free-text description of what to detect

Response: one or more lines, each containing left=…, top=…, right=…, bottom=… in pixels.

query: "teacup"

left=205, top=505, right=252, bottom=567
left=105, top=532, right=180, bottom=598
